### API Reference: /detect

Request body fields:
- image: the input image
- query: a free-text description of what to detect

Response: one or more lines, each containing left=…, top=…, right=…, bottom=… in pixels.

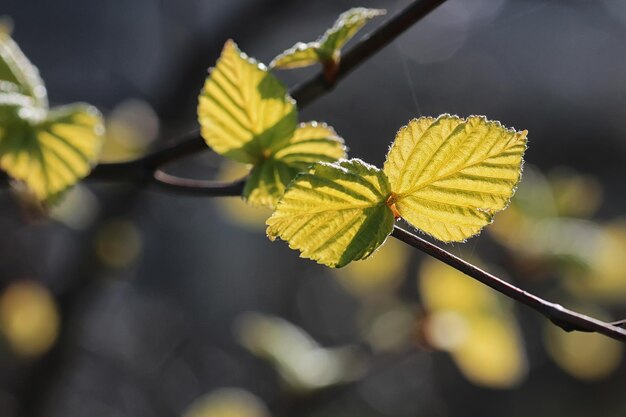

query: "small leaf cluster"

left=196, top=8, right=528, bottom=268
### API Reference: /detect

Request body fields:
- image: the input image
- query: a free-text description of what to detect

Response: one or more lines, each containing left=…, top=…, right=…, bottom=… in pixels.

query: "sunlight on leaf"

left=0, top=33, right=104, bottom=202
left=271, top=8, right=386, bottom=69
left=0, top=281, right=59, bottom=357
left=384, top=115, right=527, bottom=242
left=267, top=159, right=394, bottom=268
left=235, top=312, right=365, bottom=391
left=244, top=121, right=346, bottom=207
left=270, top=42, right=320, bottom=69
left=0, top=32, right=47, bottom=108
left=0, top=104, right=104, bottom=201
left=199, top=41, right=345, bottom=208
left=183, top=388, right=269, bottom=417
left=198, top=40, right=297, bottom=164
left=544, top=305, right=622, bottom=380
left=420, top=259, right=527, bottom=388
left=318, top=8, right=386, bottom=59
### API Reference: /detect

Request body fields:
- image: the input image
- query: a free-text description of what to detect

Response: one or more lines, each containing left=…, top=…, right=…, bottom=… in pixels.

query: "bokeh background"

left=2, top=0, right=626, bottom=416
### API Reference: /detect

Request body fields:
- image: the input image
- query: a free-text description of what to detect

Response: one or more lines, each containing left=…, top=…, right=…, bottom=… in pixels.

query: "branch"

left=87, top=0, right=449, bottom=188
left=391, top=226, right=626, bottom=342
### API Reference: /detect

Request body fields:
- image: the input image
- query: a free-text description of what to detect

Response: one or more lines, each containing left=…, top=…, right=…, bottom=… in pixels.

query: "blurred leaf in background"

left=0, top=281, right=59, bottom=357
left=99, top=99, right=159, bottom=163
left=234, top=311, right=366, bottom=392
left=94, top=218, right=143, bottom=269
left=183, top=387, right=270, bottom=417
left=419, top=259, right=527, bottom=388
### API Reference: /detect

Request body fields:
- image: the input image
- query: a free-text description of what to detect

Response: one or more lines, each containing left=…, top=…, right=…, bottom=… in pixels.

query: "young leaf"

left=270, top=42, right=320, bottom=70
left=244, top=122, right=346, bottom=207
left=0, top=32, right=47, bottom=108
left=198, top=40, right=297, bottom=164
left=199, top=40, right=346, bottom=208
left=384, top=115, right=527, bottom=242
left=266, top=159, right=394, bottom=267
left=270, top=8, right=385, bottom=70
left=317, top=8, right=386, bottom=60
left=0, top=104, right=103, bottom=201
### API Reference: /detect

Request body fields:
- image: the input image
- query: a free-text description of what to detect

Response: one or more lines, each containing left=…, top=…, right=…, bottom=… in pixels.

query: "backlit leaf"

left=318, top=8, right=386, bottom=59
left=384, top=115, right=527, bottom=242
left=244, top=122, right=346, bottom=207
left=270, top=8, right=385, bottom=70
left=270, top=42, right=320, bottom=69
left=0, top=32, right=46, bottom=108
left=0, top=104, right=104, bottom=201
left=266, top=159, right=394, bottom=267
left=198, top=40, right=297, bottom=164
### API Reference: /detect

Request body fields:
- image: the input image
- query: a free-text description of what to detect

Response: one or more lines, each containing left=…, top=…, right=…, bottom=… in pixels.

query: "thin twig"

left=88, top=0, right=449, bottom=185
left=152, top=169, right=245, bottom=196
left=391, top=226, right=626, bottom=341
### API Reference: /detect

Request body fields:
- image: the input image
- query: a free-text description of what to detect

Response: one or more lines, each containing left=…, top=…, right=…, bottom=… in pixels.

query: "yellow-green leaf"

left=266, top=159, right=394, bottom=268
left=270, top=8, right=385, bottom=70
left=317, top=8, right=386, bottom=59
left=0, top=104, right=104, bottom=201
left=0, top=32, right=47, bottom=108
left=384, top=115, right=527, bottom=242
left=198, top=40, right=297, bottom=164
left=244, top=122, right=346, bottom=207
left=270, top=42, right=321, bottom=70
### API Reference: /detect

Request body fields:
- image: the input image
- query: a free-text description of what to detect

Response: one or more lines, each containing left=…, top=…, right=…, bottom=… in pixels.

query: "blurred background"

left=2, top=0, right=626, bottom=416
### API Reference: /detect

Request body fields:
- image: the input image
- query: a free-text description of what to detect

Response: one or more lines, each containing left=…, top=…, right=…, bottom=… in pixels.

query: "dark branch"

left=391, top=226, right=626, bottom=342
left=87, top=0, right=449, bottom=186
left=152, top=169, right=245, bottom=196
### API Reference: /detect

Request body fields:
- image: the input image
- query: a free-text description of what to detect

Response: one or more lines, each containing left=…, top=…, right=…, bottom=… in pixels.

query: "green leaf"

left=198, top=40, right=297, bottom=164
left=199, top=40, right=346, bottom=208
left=270, top=8, right=385, bottom=70
left=384, top=115, right=527, bottom=242
left=244, top=122, right=346, bottom=207
left=0, top=104, right=104, bottom=201
left=0, top=32, right=47, bottom=108
left=269, top=42, right=320, bottom=70
left=266, top=159, right=394, bottom=268
left=317, top=8, right=386, bottom=60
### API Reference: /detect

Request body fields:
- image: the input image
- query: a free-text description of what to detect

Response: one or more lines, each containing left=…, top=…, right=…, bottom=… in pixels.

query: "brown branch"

left=7, top=0, right=626, bottom=341
left=87, top=0, right=449, bottom=187
left=391, top=226, right=626, bottom=341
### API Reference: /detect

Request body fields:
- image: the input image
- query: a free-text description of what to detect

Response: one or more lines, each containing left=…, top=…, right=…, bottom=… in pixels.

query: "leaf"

left=270, top=8, right=385, bottom=70
left=270, top=42, right=321, bottom=69
left=384, top=115, right=527, bottom=242
left=244, top=122, right=346, bottom=207
left=266, top=159, right=394, bottom=268
left=0, top=33, right=47, bottom=108
left=317, top=8, right=386, bottom=59
left=0, top=104, right=104, bottom=201
left=198, top=40, right=297, bottom=164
